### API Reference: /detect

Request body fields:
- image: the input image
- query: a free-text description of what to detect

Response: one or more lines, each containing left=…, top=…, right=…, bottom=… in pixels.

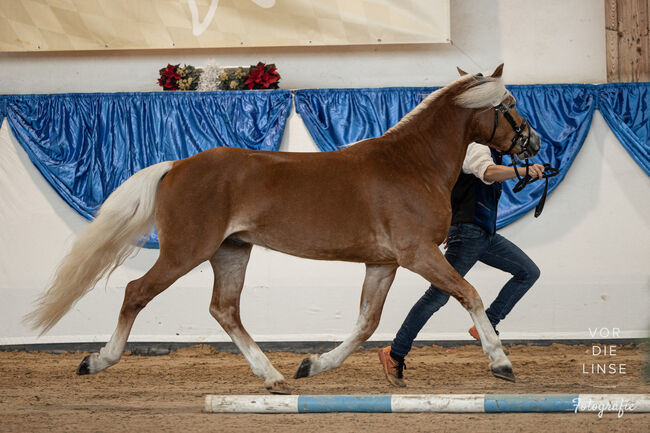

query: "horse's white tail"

left=24, top=161, right=175, bottom=334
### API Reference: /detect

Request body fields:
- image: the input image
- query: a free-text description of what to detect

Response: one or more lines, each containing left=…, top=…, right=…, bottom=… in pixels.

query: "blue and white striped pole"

left=204, top=394, right=650, bottom=414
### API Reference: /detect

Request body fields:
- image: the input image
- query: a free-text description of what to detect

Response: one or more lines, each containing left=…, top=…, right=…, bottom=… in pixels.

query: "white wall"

left=1, top=1, right=648, bottom=345
left=0, top=0, right=605, bottom=93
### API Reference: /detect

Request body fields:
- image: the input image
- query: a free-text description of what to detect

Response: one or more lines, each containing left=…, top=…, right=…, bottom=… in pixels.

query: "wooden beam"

left=605, top=0, right=620, bottom=81
left=605, top=0, right=650, bottom=82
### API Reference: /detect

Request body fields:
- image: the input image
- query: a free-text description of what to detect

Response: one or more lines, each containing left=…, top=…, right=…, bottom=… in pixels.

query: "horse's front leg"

left=294, top=264, right=397, bottom=379
left=399, top=245, right=515, bottom=382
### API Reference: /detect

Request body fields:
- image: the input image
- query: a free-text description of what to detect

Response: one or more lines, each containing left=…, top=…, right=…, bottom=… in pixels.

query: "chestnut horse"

left=26, top=64, right=540, bottom=394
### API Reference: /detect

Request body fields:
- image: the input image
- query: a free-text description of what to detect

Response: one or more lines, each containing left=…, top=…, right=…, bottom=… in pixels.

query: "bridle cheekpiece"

left=487, top=101, right=531, bottom=157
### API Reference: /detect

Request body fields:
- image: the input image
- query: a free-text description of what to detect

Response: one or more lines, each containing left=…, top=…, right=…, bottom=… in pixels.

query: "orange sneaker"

left=469, top=326, right=509, bottom=354
left=378, top=346, right=406, bottom=387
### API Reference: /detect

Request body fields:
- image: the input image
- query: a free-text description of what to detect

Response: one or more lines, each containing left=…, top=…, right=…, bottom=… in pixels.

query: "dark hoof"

left=76, top=355, right=91, bottom=375
left=293, top=357, right=312, bottom=379
left=492, top=364, right=516, bottom=382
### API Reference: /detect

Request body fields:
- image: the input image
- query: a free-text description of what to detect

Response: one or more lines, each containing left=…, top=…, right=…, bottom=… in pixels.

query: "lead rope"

left=490, top=103, right=560, bottom=218
left=509, top=158, right=559, bottom=218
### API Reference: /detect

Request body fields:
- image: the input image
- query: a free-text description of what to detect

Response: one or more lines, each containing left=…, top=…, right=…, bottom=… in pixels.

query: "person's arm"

left=483, top=163, right=545, bottom=182
left=463, top=143, right=546, bottom=183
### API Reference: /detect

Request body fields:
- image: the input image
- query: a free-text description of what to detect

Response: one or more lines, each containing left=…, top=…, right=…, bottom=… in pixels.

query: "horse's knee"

left=459, top=287, right=484, bottom=312
left=208, top=303, right=224, bottom=321
left=209, top=303, right=239, bottom=331
left=358, top=326, right=375, bottom=341
left=356, top=315, right=381, bottom=341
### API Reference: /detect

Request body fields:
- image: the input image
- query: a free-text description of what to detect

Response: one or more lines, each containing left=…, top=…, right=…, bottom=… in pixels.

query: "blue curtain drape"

left=497, top=85, right=596, bottom=227
left=2, top=83, right=647, bottom=244
left=0, top=95, right=7, bottom=119
left=295, top=85, right=596, bottom=228
left=294, top=87, right=437, bottom=151
left=4, top=90, right=292, bottom=247
left=598, top=83, right=650, bottom=174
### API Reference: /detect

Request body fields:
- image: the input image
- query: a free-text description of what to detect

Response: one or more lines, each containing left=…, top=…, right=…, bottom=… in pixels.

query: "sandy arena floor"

left=1, top=343, right=648, bottom=432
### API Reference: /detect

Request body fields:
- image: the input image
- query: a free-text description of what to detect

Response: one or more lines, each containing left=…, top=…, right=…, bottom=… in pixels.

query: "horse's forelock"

left=454, top=77, right=507, bottom=109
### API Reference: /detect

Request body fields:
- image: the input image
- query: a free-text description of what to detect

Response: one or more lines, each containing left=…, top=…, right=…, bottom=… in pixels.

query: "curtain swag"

left=3, top=90, right=292, bottom=247
left=1, top=83, right=647, bottom=247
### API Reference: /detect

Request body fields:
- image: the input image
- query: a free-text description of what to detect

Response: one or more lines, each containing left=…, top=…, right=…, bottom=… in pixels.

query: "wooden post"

left=605, top=0, right=650, bottom=82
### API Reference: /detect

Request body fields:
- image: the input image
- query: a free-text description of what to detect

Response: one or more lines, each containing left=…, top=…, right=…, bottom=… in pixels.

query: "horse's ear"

left=490, top=63, right=504, bottom=78
left=457, top=66, right=469, bottom=76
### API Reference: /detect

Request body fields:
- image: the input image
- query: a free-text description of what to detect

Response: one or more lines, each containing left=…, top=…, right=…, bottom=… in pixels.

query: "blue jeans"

left=390, top=223, right=540, bottom=361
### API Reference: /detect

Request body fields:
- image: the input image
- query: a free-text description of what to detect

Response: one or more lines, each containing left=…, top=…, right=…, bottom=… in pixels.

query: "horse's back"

left=155, top=143, right=404, bottom=262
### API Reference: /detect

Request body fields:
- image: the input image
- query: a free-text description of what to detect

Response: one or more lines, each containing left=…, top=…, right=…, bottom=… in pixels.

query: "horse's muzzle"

left=517, top=128, right=540, bottom=160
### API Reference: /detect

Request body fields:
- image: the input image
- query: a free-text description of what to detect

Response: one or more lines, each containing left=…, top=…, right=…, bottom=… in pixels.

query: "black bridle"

left=488, top=102, right=559, bottom=217
left=487, top=102, right=531, bottom=156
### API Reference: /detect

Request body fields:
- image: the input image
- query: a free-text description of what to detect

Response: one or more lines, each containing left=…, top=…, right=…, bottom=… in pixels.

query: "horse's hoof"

left=294, top=357, right=312, bottom=379
left=491, top=364, right=516, bottom=382
left=76, top=355, right=91, bottom=375
left=266, top=381, right=291, bottom=395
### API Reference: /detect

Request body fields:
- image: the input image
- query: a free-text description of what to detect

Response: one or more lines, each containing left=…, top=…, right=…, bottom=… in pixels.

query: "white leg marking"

left=469, top=309, right=511, bottom=369
left=229, top=329, right=285, bottom=385
left=86, top=319, right=133, bottom=373
left=305, top=264, right=397, bottom=377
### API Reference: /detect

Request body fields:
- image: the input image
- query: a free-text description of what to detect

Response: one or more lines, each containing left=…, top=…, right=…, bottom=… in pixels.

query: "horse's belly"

left=228, top=230, right=396, bottom=264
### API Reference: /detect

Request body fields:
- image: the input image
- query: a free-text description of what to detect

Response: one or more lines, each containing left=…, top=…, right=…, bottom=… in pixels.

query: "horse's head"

left=455, top=64, right=540, bottom=160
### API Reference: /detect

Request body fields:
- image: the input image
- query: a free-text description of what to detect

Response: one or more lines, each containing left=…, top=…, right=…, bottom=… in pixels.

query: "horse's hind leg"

left=294, top=264, right=397, bottom=379
left=208, top=240, right=289, bottom=394
left=77, top=255, right=201, bottom=375
left=399, top=246, right=514, bottom=382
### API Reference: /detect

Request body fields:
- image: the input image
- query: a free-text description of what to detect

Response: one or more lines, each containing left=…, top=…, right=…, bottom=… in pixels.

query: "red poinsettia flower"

left=244, top=62, right=281, bottom=89
left=163, top=64, right=181, bottom=79
left=158, top=64, right=182, bottom=90
left=244, top=63, right=266, bottom=89
left=260, top=67, right=280, bottom=88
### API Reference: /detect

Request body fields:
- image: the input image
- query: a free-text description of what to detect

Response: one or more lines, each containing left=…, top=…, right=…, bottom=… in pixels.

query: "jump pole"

left=204, top=394, right=650, bottom=414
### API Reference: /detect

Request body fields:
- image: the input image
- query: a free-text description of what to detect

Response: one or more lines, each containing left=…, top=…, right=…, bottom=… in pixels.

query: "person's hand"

left=523, top=164, right=545, bottom=179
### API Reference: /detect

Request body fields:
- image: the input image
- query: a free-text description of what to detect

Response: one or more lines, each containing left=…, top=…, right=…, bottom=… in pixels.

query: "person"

left=378, top=142, right=545, bottom=387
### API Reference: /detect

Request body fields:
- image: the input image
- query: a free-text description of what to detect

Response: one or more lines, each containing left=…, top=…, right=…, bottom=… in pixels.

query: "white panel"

left=204, top=395, right=299, bottom=413
left=391, top=394, right=485, bottom=412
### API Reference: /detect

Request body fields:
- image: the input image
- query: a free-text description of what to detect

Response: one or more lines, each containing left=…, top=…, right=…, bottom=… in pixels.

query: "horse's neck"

left=383, top=102, right=473, bottom=192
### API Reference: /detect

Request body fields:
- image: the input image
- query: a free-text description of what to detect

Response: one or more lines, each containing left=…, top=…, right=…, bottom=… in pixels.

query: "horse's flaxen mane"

left=384, top=76, right=466, bottom=134
left=386, top=74, right=507, bottom=136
